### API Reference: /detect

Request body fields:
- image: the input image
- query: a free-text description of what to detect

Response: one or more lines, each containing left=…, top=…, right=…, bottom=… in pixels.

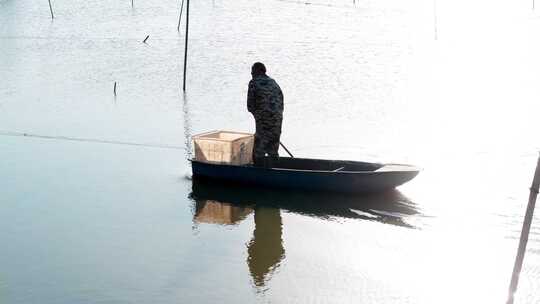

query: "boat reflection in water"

left=194, top=199, right=253, bottom=225
left=189, top=178, right=421, bottom=290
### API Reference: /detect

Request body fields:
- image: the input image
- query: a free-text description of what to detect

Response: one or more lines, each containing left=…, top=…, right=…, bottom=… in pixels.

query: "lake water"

left=1, top=0, right=540, bottom=302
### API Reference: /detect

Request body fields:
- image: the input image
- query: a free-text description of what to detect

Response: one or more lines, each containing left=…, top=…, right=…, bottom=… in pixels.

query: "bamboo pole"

left=506, top=154, right=540, bottom=304
left=177, top=0, right=185, bottom=32
left=48, top=0, right=54, bottom=19
left=182, top=0, right=190, bottom=91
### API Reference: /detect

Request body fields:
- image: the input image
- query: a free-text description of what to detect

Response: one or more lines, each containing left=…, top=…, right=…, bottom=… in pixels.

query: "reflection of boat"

left=191, top=157, right=419, bottom=193
left=190, top=178, right=422, bottom=229
left=189, top=179, right=422, bottom=291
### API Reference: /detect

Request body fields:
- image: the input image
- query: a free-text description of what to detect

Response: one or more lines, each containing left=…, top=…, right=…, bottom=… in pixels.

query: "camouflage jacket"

left=247, top=75, right=284, bottom=119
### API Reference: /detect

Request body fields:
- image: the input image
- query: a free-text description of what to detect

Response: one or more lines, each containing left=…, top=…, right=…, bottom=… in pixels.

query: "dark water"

left=1, top=0, right=540, bottom=302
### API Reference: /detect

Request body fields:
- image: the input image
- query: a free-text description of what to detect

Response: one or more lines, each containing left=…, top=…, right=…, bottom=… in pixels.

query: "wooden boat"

left=191, top=157, right=419, bottom=193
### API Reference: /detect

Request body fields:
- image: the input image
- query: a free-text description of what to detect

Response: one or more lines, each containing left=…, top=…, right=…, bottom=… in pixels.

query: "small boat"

left=191, top=157, right=419, bottom=193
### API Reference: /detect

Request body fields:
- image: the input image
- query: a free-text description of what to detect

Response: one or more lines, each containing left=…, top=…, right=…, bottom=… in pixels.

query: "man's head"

left=251, top=62, right=266, bottom=77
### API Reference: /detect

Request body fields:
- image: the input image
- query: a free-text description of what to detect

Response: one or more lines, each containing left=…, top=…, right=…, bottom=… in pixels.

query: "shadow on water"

left=188, top=178, right=422, bottom=290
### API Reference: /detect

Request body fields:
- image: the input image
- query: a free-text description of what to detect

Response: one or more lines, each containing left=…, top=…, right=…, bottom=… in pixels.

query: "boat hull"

left=191, top=158, right=419, bottom=193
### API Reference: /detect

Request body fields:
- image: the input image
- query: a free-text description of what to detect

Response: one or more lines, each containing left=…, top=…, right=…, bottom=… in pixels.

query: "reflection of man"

left=247, top=62, right=284, bottom=166
left=190, top=180, right=285, bottom=289
left=247, top=207, right=285, bottom=287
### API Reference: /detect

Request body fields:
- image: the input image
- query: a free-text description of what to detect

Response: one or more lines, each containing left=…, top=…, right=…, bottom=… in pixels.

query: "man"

left=247, top=62, right=284, bottom=167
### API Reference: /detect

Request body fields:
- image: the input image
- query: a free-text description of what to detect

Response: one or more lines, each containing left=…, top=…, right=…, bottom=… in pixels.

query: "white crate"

left=192, top=130, right=254, bottom=165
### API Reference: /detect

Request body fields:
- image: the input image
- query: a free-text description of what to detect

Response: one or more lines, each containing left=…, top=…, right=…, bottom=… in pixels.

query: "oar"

left=279, top=141, right=294, bottom=158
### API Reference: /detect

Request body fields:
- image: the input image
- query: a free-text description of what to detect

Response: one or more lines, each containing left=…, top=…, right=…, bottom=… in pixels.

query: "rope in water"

left=0, top=130, right=186, bottom=150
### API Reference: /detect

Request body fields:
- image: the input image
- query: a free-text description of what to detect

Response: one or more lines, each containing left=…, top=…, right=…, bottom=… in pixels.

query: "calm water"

left=1, top=0, right=540, bottom=302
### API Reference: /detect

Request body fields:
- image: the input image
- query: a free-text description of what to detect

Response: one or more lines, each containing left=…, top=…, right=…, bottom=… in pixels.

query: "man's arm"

left=247, top=80, right=256, bottom=114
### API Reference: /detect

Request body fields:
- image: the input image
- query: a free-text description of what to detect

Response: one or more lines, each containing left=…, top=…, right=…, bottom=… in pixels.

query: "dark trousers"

left=252, top=118, right=282, bottom=167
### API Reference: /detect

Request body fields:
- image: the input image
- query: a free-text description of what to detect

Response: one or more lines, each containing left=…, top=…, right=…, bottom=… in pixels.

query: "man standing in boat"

left=247, top=62, right=284, bottom=167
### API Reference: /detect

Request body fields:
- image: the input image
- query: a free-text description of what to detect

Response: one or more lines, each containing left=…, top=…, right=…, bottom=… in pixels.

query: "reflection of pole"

left=177, top=0, right=185, bottom=32
left=182, top=92, right=193, bottom=159
left=506, top=154, right=540, bottom=304
left=48, top=0, right=54, bottom=19
left=182, top=0, right=190, bottom=91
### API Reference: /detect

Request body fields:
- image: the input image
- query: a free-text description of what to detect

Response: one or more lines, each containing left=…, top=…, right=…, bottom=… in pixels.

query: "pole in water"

left=114, top=82, right=117, bottom=96
left=177, top=0, right=185, bottom=32
left=131, top=0, right=134, bottom=7
left=506, top=153, right=540, bottom=304
left=48, top=0, right=54, bottom=19
left=182, top=0, right=190, bottom=91
left=143, top=35, right=149, bottom=43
